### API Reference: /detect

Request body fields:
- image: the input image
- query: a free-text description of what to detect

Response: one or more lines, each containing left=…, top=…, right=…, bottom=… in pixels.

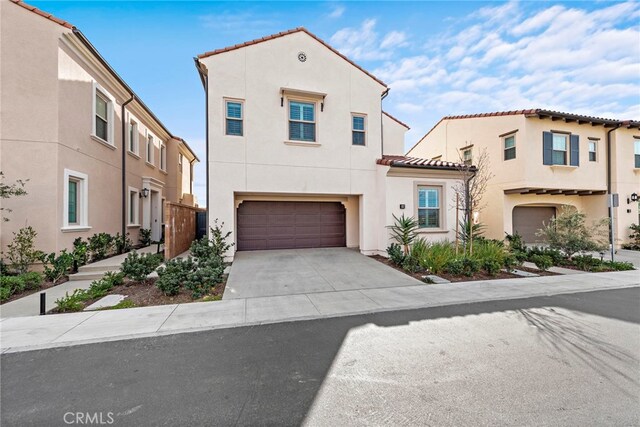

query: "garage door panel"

left=237, top=201, right=346, bottom=251
left=513, top=207, right=555, bottom=244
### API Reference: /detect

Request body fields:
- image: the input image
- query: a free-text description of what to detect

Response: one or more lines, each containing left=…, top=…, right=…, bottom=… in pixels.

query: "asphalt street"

left=1, top=287, right=639, bottom=426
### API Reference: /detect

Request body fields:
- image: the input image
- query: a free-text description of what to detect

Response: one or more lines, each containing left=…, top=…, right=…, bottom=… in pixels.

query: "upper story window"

left=552, top=133, right=568, bottom=165
left=504, top=135, right=516, bottom=160
left=462, top=148, right=472, bottom=166
left=352, top=114, right=366, bottom=146
left=91, top=83, right=114, bottom=147
left=635, top=140, right=640, bottom=168
left=543, top=131, right=579, bottom=166
left=129, top=120, right=139, bottom=154
left=225, top=100, right=243, bottom=136
left=588, top=140, right=597, bottom=162
left=178, top=154, right=183, bottom=172
left=417, top=186, right=440, bottom=228
left=289, top=101, right=316, bottom=142
left=160, top=143, right=167, bottom=171
left=146, top=135, right=154, bottom=165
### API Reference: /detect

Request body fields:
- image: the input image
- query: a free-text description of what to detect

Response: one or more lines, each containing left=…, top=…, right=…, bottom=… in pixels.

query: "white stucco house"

left=194, top=28, right=468, bottom=259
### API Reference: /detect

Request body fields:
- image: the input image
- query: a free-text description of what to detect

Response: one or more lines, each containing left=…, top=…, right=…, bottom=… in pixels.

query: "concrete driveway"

left=224, top=248, right=421, bottom=299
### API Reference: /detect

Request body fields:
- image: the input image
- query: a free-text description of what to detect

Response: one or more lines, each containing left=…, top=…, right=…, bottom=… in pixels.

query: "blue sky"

left=32, top=1, right=640, bottom=206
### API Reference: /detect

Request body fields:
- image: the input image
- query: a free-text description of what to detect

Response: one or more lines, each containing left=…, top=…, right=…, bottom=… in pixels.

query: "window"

left=128, top=188, right=139, bottom=226
left=504, top=135, right=516, bottom=160
left=462, top=149, right=472, bottom=166
left=63, top=169, right=89, bottom=231
left=352, top=115, right=366, bottom=146
left=635, top=140, right=640, bottom=168
left=129, top=121, right=139, bottom=154
left=95, top=92, right=109, bottom=141
left=178, top=154, right=183, bottom=172
left=225, top=100, right=243, bottom=136
left=418, top=186, right=440, bottom=228
left=588, top=140, right=597, bottom=162
left=146, top=135, right=154, bottom=165
left=160, top=143, right=166, bottom=171
left=289, top=101, right=316, bottom=142
left=552, top=133, right=568, bottom=165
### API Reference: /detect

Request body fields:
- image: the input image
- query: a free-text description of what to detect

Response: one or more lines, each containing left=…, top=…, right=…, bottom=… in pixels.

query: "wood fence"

left=164, top=202, right=205, bottom=260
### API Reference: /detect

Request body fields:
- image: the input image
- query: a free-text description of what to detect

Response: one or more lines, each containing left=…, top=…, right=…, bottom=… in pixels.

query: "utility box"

left=608, top=193, right=619, bottom=208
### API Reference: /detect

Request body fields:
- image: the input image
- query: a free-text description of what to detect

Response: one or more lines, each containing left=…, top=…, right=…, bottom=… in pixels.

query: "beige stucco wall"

left=409, top=114, right=638, bottom=246
left=0, top=1, right=196, bottom=256
left=382, top=114, right=407, bottom=156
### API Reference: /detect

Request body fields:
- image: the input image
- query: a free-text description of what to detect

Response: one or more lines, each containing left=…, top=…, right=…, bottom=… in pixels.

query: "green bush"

left=102, top=271, right=125, bottom=287
left=85, top=272, right=125, bottom=300
left=114, top=232, right=133, bottom=255
left=571, top=255, right=603, bottom=272
left=622, top=223, right=640, bottom=250
left=72, top=237, right=89, bottom=268
left=0, top=286, right=12, bottom=302
left=40, top=250, right=74, bottom=284
left=386, top=243, right=405, bottom=266
left=401, top=254, right=421, bottom=273
left=20, top=271, right=43, bottom=290
left=483, top=259, right=502, bottom=276
left=55, top=289, right=88, bottom=312
left=445, top=257, right=480, bottom=277
left=0, top=275, right=25, bottom=295
left=5, top=226, right=42, bottom=274
left=88, top=232, right=114, bottom=262
left=603, top=261, right=635, bottom=271
left=184, top=264, right=224, bottom=298
left=388, top=214, right=419, bottom=255
left=536, top=207, right=609, bottom=258
left=471, top=240, right=506, bottom=266
left=420, top=240, right=456, bottom=274
left=445, top=258, right=464, bottom=275
left=156, top=257, right=196, bottom=296
left=503, top=254, right=517, bottom=272
left=121, top=251, right=163, bottom=282
left=139, top=228, right=152, bottom=246
left=505, top=232, right=527, bottom=262
left=526, top=247, right=566, bottom=266
left=531, top=254, right=553, bottom=271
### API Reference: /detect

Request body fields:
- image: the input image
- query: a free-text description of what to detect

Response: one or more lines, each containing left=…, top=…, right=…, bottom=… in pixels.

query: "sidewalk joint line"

left=156, top=304, right=180, bottom=332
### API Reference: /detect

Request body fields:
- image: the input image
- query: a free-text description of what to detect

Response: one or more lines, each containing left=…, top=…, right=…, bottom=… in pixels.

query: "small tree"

left=6, top=226, right=42, bottom=274
left=388, top=214, right=418, bottom=255
left=536, top=206, right=609, bottom=258
left=0, top=172, right=28, bottom=222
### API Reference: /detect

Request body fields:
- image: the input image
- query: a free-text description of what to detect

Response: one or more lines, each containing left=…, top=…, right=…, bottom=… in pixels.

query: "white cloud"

left=380, top=31, right=408, bottom=50
left=328, top=5, right=345, bottom=19
left=330, top=20, right=408, bottom=61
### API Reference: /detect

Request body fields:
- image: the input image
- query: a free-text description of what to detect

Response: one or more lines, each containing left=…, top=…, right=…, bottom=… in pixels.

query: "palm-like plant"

left=388, top=214, right=419, bottom=255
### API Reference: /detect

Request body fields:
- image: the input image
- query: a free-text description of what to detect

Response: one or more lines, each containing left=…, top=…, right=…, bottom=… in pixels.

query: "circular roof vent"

left=298, top=52, right=307, bottom=62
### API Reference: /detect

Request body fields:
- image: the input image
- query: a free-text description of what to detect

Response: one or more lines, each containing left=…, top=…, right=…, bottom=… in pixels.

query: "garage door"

left=237, top=201, right=346, bottom=251
left=512, top=206, right=556, bottom=244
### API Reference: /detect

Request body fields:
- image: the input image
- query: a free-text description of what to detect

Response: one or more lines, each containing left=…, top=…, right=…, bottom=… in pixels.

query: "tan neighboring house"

left=408, top=109, right=640, bottom=248
left=0, top=0, right=199, bottom=256
left=194, top=28, right=469, bottom=260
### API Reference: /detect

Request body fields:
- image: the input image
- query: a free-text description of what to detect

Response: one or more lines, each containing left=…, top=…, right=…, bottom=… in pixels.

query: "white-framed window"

left=128, top=187, right=140, bottom=226
left=635, top=140, right=640, bottom=168
left=552, top=133, right=568, bottom=165
left=504, top=135, right=516, bottom=160
left=160, top=143, right=166, bottom=171
left=352, top=114, right=366, bottom=146
left=91, top=83, right=115, bottom=145
left=128, top=120, right=139, bottom=154
left=225, top=100, right=243, bottom=136
left=588, top=140, right=597, bottom=162
left=289, top=100, right=316, bottom=142
left=63, top=169, right=90, bottom=231
left=462, top=148, right=472, bottom=166
left=178, top=154, right=183, bottom=172
left=146, top=134, right=154, bottom=165
left=417, top=186, right=440, bottom=228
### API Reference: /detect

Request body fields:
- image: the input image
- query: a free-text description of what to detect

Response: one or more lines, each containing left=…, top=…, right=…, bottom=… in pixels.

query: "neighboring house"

left=408, top=109, right=640, bottom=247
left=0, top=0, right=199, bottom=256
left=194, top=28, right=468, bottom=259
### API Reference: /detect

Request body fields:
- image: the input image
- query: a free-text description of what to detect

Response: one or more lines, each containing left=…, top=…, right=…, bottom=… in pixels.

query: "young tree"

left=0, top=171, right=28, bottom=222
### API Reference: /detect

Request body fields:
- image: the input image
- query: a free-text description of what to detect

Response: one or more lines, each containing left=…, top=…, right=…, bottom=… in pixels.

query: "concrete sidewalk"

left=1, top=270, right=638, bottom=354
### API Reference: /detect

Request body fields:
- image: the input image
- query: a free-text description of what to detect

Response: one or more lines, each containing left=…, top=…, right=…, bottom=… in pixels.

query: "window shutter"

left=570, top=134, right=579, bottom=166
left=543, top=132, right=553, bottom=165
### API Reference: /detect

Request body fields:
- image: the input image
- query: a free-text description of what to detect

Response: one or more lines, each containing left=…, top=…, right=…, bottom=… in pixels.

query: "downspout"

left=194, top=58, right=210, bottom=229
left=121, top=96, right=135, bottom=240
left=380, top=88, right=390, bottom=155
left=189, top=158, right=196, bottom=195
left=606, top=123, right=621, bottom=261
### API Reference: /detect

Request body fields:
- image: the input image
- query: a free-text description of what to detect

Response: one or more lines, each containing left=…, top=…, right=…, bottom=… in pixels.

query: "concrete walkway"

left=1, top=269, right=638, bottom=354
left=0, top=246, right=161, bottom=319
left=224, top=248, right=420, bottom=299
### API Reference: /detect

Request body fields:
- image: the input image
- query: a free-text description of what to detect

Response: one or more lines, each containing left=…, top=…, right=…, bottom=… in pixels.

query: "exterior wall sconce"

left=629, top=193, right=639, bottom=203
left=140, top=188, right=150, bottom=198
left=399, top=204, right=405, bottom=210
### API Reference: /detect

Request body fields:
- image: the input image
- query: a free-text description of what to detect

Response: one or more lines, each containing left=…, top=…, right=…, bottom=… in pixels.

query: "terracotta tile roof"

left=9, top=0, right=73, bottom=29
left=382, top=111, right=410, bottom=129
left=197, top=27, right=387, bottom=88
left=377, top=155, right=470, bottom=171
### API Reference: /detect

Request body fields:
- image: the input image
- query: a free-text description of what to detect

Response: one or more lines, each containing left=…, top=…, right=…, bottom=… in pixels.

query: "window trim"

left=287, top=97, right=318, bottom=143
left=224, top=98, right=244, bottom=137
left=351, top=113, right=367, bottom=146
left=552, top=132, right=568, bottom=165
left=146, top=133, right=155, bottom=167
left=588, top=140, right=597, bottom=162
left=414, top=182, right=447, bottom=233
left=62, top=169, right=90, bottom=232
left=503, top=134, right=516, bottom=161
left=128, top=117, right=139, bottom=156
left=159, top=142, right=167, bottom=172
left=91, top=82, right=115, bottom=146
left=462, top=148, right=472, bottom=166
left=128, top=186, right=140, bottom=227
left=634, top=140, right=640, bottom=169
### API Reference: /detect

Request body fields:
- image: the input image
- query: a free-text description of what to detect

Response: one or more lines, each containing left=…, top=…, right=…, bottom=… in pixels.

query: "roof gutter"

left=194, top=58, right=209, bottom=226
left=386, top=162, right=477, bottom=173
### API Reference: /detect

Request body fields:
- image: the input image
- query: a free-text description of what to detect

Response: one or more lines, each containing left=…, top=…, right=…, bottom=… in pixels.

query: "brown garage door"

left=512, top=206, right=556, bottom=244
left=237, top=201, right=346, bottom=251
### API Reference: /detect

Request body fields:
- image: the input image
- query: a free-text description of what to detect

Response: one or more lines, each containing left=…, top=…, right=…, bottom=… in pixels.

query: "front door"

left=150, top=190, right=161, bottom=241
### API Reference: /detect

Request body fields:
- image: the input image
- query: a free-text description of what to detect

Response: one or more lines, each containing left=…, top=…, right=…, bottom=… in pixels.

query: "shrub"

left=184, top=264, right=224, bottom=298
left=55, top=289, right=88, bottom=312
left=40, top=250, right=74, bottom=284
left=156, top=257, right=196, bottom=296
left=622, top=223, right=640, bottom=250
left=536, top=207, right=609, bottom=258
left=102, top=271, right=125, bottom=287
left=121, top=251, right=163, bottom=282
left=526, top=246, right=566, bottom=266
left=483, top=259, right=502, bottom=276
left=471, top=240, right=506, bottom=266
left=20, top=271, right=43, bottom=290
left=530, top=254, right=553, bottom=271
left=190, top=221, right=235, bottom=262
left=388, top=214, right=418, bottom=255
left=0, top=286, right=12, bottom=302
left=104, top=299, right=136, bottom=310
left=5, top=226, right=42, bottom=274
left=139, top=228, right=152, bottom=246
left=505, top=232, right=527, bottom=261
left=386, top=243, right=405, bottom=266
left=401, top=254, right=422, bottom=273
left=446, top=257, right=480, bottom=276
left=503, top=254, right=517, bottom=272
left=421, top=240, right=456, bottom=274
left=458, top=220, right=486, bottom=245
left=72, top=238, right=89, bottom=269
left=572, top=255, right=603, bottom=272
left=0, top=275, right=26, bottom=295
left=88, top=233, right=114, bottom=262
left=445, top=258, right=465, bottom=275
left=114, top=232, right=133, bottom=254
left=603, top=261, right=635, bottom=271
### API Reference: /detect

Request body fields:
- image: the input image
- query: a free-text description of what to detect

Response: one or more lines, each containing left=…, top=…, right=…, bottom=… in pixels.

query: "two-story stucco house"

left=0, top=0, right=199, bottom=255
left=408, top=109, right=640, bottom=248
left=195, top=28, right=468, bottom=260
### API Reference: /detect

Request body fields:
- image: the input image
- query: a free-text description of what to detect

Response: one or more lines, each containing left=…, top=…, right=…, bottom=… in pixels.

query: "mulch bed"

left=370, top=255, right=558, bottom=283
left=0, top=277, right=69, bottom=305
